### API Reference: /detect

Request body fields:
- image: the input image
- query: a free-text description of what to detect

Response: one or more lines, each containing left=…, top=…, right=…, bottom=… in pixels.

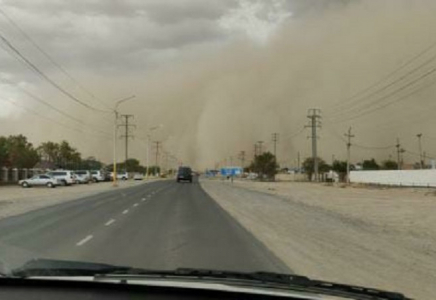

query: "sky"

left=1, top=0, right=436, bottom=169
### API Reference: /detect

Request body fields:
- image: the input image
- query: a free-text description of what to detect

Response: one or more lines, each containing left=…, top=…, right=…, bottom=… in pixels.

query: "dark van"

left=177, top=166, right=193, bottom=183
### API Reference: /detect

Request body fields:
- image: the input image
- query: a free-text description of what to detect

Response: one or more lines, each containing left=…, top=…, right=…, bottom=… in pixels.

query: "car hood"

left=12, top=276, right=337, bottom=300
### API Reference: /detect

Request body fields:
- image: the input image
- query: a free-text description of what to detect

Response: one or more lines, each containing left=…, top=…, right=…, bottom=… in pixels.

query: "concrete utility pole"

left=119, top=114, right=136, bottom=172
left=396, top=138, right=401, bottom=170
left=297, top=151, right=300, bottom=172
left=112, top=95, right=135, bottom=187
left=154, top=141, right=161, bottom=176
left=396, top=138, right=406, bottom=170
left=344, top=127, right=355, bottom=184
left=417, top=133, right=423, bottom=169
left=272, top=133, right=279, bottom=159
left=257, top=141, right=264, bottom=155
left=305, top=109, right=322, bottom=181
left=239, top=151, right=246, bottom=169
left=423, top=151, right=427, bottom=168
left=254, top=144, right=258, bottom=158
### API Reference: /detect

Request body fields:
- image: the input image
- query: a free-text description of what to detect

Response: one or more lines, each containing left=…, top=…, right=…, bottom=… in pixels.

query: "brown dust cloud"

left=2, top=0, right=436, bottom=169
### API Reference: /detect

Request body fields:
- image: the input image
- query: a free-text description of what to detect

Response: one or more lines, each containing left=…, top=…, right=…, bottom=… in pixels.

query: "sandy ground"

left=200, top=179, right=436, bottom=300
left=0, top=179, right=160, bottom=220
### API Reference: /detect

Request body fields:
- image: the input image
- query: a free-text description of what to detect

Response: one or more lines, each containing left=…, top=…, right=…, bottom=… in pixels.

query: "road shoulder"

left=200, top=179, right=435, bottom=300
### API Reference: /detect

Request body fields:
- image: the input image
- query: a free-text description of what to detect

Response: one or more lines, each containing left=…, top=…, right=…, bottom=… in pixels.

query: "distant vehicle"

left=74, top=170, right=91, bottom=184
left=90, top=170, right=105, bottom=182
left=133, top=173, right=144, bottom=180
left=177, top=166, right=193, bottom=183
left=110, top=171, right=129, bottom=180
left=19, top=174, right=59, bottom=188
left=46, top=170, right=76, bottom=186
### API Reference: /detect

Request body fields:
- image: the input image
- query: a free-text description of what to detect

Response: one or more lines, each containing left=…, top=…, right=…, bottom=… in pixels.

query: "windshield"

left=0, top=1, right=434, bottom=299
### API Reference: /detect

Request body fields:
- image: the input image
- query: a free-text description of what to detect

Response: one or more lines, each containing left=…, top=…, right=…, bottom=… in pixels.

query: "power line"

left=0, top=78, right=112, bottom=135
left=0, top=97, right=111, bottom=140
left=329, top=39, right=436, bottom=112
left=0, top=6, right=113, bottom=111
left=0, top=31, right=110, bottom=113
left=330, top=52, right=436, bottom=117
left=329, top=66, right=436, bottom=123
left=353, top=143, right=396, bottom=150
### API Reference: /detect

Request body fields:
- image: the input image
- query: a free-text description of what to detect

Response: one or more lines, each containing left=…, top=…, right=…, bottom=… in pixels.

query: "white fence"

left=350, top=169, right=436, bottom=187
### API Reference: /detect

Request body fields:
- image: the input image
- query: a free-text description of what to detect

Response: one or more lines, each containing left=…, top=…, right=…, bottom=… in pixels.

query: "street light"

left=113, top=95, right=135, bottom=187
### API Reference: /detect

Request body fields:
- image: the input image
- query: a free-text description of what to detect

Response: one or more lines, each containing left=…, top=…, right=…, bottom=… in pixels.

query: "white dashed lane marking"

left=133, top=203, right=138, bottom=207
left=76, top=235, right=93, bottom=246
left=105, top=219, right=115, bottom=226
left=123, top=209, right=129, bottom=214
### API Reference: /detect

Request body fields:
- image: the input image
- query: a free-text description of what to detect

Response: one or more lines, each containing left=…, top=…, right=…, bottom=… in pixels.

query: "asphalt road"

left=0, top=179, right=289, bottom=273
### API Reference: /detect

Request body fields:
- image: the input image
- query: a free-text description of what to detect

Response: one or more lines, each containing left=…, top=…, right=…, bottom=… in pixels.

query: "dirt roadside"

left=200, top=179, right=436, bottom=300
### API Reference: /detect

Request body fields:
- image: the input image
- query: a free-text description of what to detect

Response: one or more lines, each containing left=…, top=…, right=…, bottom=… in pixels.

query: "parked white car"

left=90, top=170, right=105, bottom=182
left=110, top=171, right=129, bottom=180
left=74, top=170, right=91, bottom=184
left=46, top=170, right=76, bottom=186
left=133, top=173, right=144, bottom=180
left=19, top=174, right=60, bottom=188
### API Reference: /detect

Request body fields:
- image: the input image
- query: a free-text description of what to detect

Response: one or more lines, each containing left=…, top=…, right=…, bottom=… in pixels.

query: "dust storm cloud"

left=129, top=0, right=436, bottom=168
left=1, top=0, right=436, bottom=169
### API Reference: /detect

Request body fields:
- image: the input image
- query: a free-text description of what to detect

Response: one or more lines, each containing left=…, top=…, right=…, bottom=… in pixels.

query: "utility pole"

left=297, top=151, right=300, bottom=172
left=396, top=138, right=405, bottom=170
left=423, top=151, right=427, bottom=168
left=257, top=141, right=264, bottom=155
left=417, top=133, right=423, bottom=169
left=272, top=133, right=279, bottom=159
left=118, top=114, right=135, bottom=172
left=154, top=141, right=161, bottom=176
left=305, top=109, right=322, bottom=181
left=239, top=151, right=246, bottom=169
left=344, top=127, right=355, bottom=184
left=254, top=144, right=258, bottom=158
left=396, top=138, right=401, bottom=170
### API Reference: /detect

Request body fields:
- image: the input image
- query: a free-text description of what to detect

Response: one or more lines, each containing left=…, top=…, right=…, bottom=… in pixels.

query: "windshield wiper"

left=12, top=259, right=410, bottom=300
left=12, top=258, right=130, bottom=277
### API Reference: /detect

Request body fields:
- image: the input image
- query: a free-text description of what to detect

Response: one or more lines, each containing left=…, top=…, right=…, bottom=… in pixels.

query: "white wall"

left=350, top=170, right=436, bottom=187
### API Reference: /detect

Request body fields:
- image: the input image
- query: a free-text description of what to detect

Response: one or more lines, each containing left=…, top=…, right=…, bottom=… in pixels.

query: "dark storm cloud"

left=143, top=0, right=238, bottom=24
left=0, top=0, right=237, bottom=75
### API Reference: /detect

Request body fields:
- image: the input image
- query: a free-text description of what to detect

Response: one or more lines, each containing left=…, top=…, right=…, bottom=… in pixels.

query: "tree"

left=249, top=152, right=278, bottom=180
left=381, top=160, right=398, bottom=170
left=362, top=158, right=379, bottom=170
left=332, top=160, right=347, bottom=182
left=0, top=136, right=8, bottom=168
left=124, top=158, right=147, bottom=173
left=80, top=156, right=104, bottom=170
left=302, top=157, right=329, bottom=181
left=38, top=141, right=60, bottom=163
left=146, top=165, right=160, bottom=175
left=6, top=135, right=40, bottom=168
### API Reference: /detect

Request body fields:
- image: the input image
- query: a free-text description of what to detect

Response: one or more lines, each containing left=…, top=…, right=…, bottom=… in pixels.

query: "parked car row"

left=18, top=169, right=111, bottom=188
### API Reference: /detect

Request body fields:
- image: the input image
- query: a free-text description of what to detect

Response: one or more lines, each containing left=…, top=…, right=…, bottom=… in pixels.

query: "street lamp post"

left=113, top=95, right=135, bottom=187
